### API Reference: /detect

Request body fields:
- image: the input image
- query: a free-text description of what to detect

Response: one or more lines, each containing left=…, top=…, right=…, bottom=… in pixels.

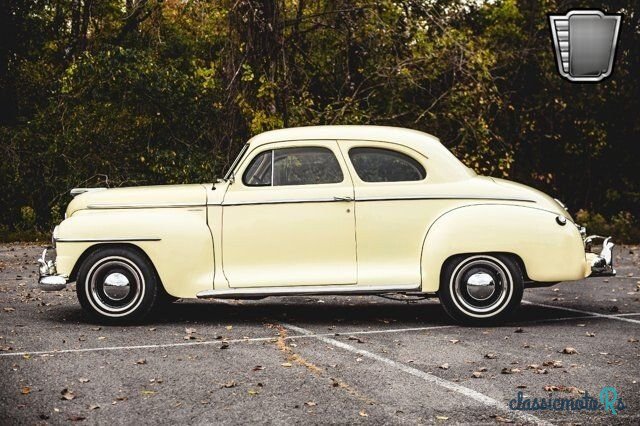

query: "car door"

left=221, top=140, right=357, bottom=288
left=338, top=141, right=430, bottom=288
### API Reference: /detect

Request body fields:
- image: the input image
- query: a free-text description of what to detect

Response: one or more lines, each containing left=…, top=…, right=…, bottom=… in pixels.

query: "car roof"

left=246, top=125, right=441, bottom=149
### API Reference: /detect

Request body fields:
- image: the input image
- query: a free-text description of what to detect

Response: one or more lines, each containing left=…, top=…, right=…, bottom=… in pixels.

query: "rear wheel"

left=438, top=254, right=523, bottom=325
left=76, top=247, right=160, bottom=324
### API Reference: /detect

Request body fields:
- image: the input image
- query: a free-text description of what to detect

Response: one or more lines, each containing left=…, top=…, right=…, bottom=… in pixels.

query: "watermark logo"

left=509, top=386, right=626, bottom=415
left=549, top=10, right=622, bottom=82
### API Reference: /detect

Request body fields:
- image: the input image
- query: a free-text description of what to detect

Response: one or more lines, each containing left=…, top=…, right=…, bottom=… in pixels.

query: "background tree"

left=0, top=0, right=638, bottom=240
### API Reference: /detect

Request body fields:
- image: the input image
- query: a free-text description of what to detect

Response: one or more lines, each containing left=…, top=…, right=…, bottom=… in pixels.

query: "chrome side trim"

left=222, top=195, right=536, bottom=207
left=56, top=238, right=161, bottom=243
left=355, top=195, right=536, bottom=203
left=196, top=284, right=420, bottom=299
left=71, top=188, right=108, bottom=197
left=87, top=202, right=204, bottom=209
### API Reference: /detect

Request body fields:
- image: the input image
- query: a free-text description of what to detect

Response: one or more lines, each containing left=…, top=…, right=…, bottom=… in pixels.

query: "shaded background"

left=0, top=0, right=638, bottom=240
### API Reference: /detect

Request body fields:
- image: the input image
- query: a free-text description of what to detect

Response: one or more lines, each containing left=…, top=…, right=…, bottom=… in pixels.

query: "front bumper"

left=38, top=248, right=68, bottom=291
left=585, top=235, right=616, bottom=277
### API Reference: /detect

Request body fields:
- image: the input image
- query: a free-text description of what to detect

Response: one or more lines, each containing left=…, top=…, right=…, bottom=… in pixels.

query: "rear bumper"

left=37, top=248, right=68, bottom=291
left=585, top=236, right=616, bottom=277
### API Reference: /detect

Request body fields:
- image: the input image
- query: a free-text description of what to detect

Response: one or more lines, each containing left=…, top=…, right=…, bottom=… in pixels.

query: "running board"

left=196, top=284, right=422, bottom=299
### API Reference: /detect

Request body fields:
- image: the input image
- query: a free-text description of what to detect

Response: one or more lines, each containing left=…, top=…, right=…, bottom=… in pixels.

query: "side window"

left=243, top=150, right=272, bottom=186
left=349, top=147, right=426, bottom=182
left=243, top=147, right=343, bottom=187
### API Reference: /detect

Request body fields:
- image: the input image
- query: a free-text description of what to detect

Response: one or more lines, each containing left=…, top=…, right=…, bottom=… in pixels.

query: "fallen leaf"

left=184, top=335, right=197, bottom=340
left=501, top=367, right=520, bottom=374
left=439, top=363, right=450, bottom=370
left=561, top=347, right=578, bottom=355
left=78, top=378, right=90, bottom=383
left=220, top=381, right=237, bottom=388
left=359, top=410, right=368, bottom=417
left=88, top=404, right=100, bottom=410
left=586, top=332, right=595, bottom=337
left=21, top=386, right=31, bottom=395
left=252, top=365, right=265, bottom=371
left=347, top=336, right=365, bottom=343
left=436, top=415, right=449, bottom=420
left=61, top=388, right=76, bottom=400
left=628, top=337, right=638, bottom=343
left=484, top=353, right=497, bottom=359
left=135, top=358, right=147, bottom=365
left=304, top=401, right=317, bottom=407
left=516, top=385, right=527, bottom=389
left=281, top=362, right=292, bottom=367
left=141, top=390, right=156, bottom=395
left=3, top=307, right=15, bottom=312
left=68, top=415, right=86, bottom=422
left=220, top=341, right=229, bottom=350
left=449, top=339, right=460, bottom=344
left=472, top=371, right=483, bottom=378
left=477, top=367, right=488, bottom=372
left=514, top=327, right=524, bottom=333
left=247, top=389, right=259, bottom=396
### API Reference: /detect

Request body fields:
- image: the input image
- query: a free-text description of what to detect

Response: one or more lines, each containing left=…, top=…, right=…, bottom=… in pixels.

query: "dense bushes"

left=1, top=1, right=638, bottom=241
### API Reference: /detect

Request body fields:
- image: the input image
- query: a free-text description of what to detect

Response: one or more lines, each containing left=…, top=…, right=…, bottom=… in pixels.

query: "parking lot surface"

left=1, top=244, right=639, bottom=424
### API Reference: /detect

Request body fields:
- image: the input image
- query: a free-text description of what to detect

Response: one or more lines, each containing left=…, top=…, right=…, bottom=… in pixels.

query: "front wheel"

left=438, top=254, right=523, bottom=325
left=76, top=247, right=160, bottom=324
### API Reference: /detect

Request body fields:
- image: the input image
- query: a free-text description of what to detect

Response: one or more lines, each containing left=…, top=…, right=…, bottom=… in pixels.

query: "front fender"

left=420, top=204, right=587, bottom=292
left=56, top=208, right=214, bottom=298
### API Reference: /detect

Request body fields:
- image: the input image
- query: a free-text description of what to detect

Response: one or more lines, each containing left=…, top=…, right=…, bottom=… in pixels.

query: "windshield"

left=223, top=144, right=249, bottom=181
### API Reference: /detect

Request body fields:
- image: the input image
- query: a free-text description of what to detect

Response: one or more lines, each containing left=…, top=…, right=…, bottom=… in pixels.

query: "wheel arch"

left=421, top=203, right=586, bottom=292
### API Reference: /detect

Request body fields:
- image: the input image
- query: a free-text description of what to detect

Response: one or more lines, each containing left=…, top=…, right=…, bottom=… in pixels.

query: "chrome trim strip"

left=222, top=195, right=535, bottom=207
left=87, top=203, right=204, bottom=209
left=356, top=195, right=536, bottom=203
left=56, top=238, right=161, bottom=243
left=197, top=284, right=420, bottom=299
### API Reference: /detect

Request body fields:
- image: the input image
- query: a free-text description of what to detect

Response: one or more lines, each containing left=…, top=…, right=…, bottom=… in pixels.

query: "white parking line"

left=280, top=321, right=550, bottom=425
left=523, top=301, right=640, bottom=325
left=3, top=310, right=639, bottom=358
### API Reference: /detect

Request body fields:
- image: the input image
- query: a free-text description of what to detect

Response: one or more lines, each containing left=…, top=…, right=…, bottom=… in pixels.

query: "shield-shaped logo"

left=549, top=10, right=622, bottom=82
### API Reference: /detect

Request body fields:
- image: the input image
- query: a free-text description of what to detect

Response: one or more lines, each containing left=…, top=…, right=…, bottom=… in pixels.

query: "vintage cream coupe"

left=38, top=126, right=615, bottom=324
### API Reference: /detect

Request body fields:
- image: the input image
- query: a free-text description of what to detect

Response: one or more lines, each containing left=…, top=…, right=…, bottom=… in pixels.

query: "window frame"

left=347, top=146, right=427, bottom=183
left=242, top=145, right=346, bottom=188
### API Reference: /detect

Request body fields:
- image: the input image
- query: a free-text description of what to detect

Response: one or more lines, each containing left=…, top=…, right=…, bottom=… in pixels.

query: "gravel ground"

left=0, top=243, right=639, bottom=425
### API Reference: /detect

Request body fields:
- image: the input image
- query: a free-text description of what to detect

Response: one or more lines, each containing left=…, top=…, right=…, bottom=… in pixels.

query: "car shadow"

left=42, top=296, right=590, bottom=328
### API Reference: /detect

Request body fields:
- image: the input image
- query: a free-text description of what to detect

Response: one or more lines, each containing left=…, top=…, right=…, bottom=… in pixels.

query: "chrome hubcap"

left=451, top=256, right=512, bottom=316
left=465, top=272, right=496, bottom=301
left=87, top=257, right=144, bottom=315
left=103, top=272, right=131, bottom=301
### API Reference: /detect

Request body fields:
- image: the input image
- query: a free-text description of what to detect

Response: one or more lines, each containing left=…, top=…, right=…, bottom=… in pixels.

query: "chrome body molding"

left=38, top=249, right=68, bottom=291
left=70, top=187, right=108, bottom=197
left=221, top=195, right=536, bottom=207
left=196, top=284, right=421, bottom=299
left=56, top=238, right=161, bottom=243
left=87, top=202, right=203, bottom=209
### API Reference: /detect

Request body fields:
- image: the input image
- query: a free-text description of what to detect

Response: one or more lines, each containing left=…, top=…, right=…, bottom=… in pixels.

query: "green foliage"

left=575, top=210, right=640, bottom=243
left=0, top=0, right=638, bottom=241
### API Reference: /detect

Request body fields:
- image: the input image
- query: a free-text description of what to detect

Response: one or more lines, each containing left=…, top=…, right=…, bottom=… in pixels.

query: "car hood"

left=66, top=184, right=209, bottom=217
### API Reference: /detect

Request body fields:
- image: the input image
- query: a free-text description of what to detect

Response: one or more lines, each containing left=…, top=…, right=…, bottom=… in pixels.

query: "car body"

left=38, top=126, right=615, bottom=324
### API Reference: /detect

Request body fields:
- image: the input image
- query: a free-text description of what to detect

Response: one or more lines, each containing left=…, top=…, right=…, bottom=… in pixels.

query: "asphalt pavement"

left=1, top=243, right=639, bottom=425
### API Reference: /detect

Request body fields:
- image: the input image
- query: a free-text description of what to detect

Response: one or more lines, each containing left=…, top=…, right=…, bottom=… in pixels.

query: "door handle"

left=333, top=196, right=354, bottom=202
